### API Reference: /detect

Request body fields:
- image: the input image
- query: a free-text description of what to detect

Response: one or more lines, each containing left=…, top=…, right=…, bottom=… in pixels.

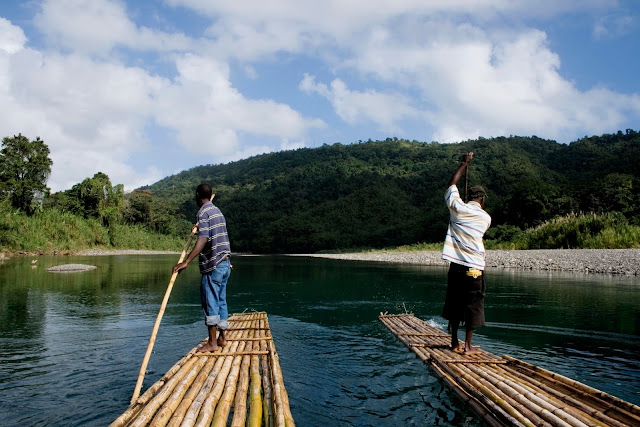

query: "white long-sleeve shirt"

left=442, top=185, right=491, bottom=270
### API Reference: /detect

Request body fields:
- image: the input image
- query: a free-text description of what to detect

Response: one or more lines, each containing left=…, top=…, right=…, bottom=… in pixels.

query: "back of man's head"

left=469, top=186, right=487, bottom=201
left=196, top=183, right=212, bottom=201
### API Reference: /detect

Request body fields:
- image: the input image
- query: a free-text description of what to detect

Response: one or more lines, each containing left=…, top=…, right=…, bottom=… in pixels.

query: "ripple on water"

left=269, top=316, right=483, bottom=426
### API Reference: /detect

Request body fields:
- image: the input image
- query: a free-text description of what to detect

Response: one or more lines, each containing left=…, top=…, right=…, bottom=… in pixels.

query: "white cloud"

left=593, top=14, right=636, bottom=39
left=0, top=17, right=27, bottom=54
left=153, top=54, right=325, bottom=157
left=300, top=74, right=422, bottom=130
left=1, top=0, right=638, bottom=193
left=34, top=0, right=194, bottom=54
left=303, top=17, right=640, bottom=143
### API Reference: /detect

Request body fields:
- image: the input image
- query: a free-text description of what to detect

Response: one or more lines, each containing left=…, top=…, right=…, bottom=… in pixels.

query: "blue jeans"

left=200, top=260, right=231, bottom=329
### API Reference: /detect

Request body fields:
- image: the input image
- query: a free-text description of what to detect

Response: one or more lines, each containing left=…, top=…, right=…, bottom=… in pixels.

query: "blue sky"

left=1, top=0, right=639, bottom=192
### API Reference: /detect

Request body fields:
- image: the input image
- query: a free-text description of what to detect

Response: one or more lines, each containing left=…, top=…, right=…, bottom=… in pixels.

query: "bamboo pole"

left=177, top=355, right=227, bottom=427
left=194, top=327, right=250, bottom=427
left=111, top=347, right=198, bottom=427
left=230, top=333, right=254, bottom=426
left=150, top=356, right=209, bottom=427
left=182, top=321, right=247, bottom=427
left=193, top=350, right=269, bottom=357
left=247, top=340, right=263, bottom=427
left=464, top=163, right=469, bottom=202
left=211, top=333, right=252, bottom=426
left=430, top=356, right=532, bottom=427
left=128, top=356, right=201, bottom=427
left=501, top=364, right=625, bottom=427
left=429, top=359, right=507, bottom=427
left=260, top=320, right=274, bottom=427
left=456, top=362, right=549, bottom=427
left=267, top=338, right=294, bottom=426
left=166, top=357, right=217, bottom=427
left=269, top=343, right=285, bottom=426
left=442, top=358, right=537, bottom=427
left=131, top=222, right=200, bottom=404
left=465, top=363, right=577, bottom=427
left=504, top=355, right=640, bottom=422
left=381, top=313, right=640, bottom=427
left=496, top=365, right=611, bottom=427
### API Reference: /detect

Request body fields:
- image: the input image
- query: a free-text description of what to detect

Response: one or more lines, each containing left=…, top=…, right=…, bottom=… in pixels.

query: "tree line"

left=2, top=130, right=639, bottom=254
left=144, top=130, right=640, bottom=253
left=0, top=134, right=188, bottom=250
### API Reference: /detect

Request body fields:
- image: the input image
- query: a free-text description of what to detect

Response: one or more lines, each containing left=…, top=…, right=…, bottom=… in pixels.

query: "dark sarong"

left=442, top=262, right=486, bottom=329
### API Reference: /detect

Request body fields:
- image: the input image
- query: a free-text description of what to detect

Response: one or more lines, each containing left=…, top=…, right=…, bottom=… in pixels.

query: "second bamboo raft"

left=111, top=311, right=294, bottom=427
left=380, top=313, right=640, bottom=427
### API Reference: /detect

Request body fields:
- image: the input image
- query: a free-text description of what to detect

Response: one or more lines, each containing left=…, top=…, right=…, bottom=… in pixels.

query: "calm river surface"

left=1, top=254, right=639, bottom=426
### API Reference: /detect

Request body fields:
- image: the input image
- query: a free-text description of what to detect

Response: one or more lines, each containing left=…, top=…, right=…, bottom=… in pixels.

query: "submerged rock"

left=46, top=264, right=97, bottom=273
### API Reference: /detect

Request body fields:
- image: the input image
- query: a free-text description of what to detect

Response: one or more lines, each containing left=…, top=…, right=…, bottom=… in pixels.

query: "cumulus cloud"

left=34, top=0, right=194, bottom=55
left=300, top=74, right=422, bottom=131
left=153, top=54, right=325, bottom=156
left=1, top=0, right=638, bottom=191
left=0, top=5, right=325, bottom=191
left=0, top=17, right=26, bottom=54
left=307, top=17, right=640, bottom=143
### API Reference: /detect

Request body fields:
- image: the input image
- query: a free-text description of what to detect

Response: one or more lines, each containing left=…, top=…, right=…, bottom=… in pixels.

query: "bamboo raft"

left=380, top=313, right=640, bottom=427
left=111, top=312, right=294, bottom=427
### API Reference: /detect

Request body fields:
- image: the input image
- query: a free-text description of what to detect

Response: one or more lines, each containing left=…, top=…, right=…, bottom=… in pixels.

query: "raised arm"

left=448, top=152, right=473, bottom=187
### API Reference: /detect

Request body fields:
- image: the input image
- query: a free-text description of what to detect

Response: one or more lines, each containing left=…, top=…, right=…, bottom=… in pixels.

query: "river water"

left=1, top=255, right=639, bottom=426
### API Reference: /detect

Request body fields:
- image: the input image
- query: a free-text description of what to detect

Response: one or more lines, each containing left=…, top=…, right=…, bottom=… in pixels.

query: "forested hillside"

left=143, top=130, right=640, bottom=253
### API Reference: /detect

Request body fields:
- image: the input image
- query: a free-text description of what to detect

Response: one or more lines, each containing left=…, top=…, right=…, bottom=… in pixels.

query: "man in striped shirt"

left=173, top=183, right=232, bottom=352
left=442, top=152, right=491, bottom=355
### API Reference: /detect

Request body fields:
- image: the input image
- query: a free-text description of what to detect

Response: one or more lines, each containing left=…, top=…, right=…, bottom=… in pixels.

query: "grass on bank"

left=0, top=202, right=184, bottom=254
left=2, top=201, right=638, bottom=255
left=489, top=212, right=640, bottom=250
left=320, top=212, right=640, bottom=254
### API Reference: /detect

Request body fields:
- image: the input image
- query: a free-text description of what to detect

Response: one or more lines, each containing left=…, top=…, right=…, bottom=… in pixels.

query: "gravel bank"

left=301, top=249, right=640, bottom=276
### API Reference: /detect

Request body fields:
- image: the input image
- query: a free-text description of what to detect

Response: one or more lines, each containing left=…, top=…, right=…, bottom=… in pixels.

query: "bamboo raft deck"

left=380, top=313, right=640, bottom=427
left=111, top=312, right=294, bottom=427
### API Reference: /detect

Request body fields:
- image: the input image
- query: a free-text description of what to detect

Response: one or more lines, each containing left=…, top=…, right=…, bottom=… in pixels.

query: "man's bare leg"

left=464, top=328, right=481, bottom=355
left=450, top=320, right=461, bottom=351
left=217, top=328, right=227, bottom=347
left=198, top=325, right=218, bottom=352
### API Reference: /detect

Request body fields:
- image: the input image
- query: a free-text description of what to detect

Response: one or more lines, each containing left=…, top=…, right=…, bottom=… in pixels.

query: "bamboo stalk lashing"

left=112, top=312, right=294, bottom=427
left=193, top=350, right=269, bottom=357
left=380, top=312, right=640, bottom=427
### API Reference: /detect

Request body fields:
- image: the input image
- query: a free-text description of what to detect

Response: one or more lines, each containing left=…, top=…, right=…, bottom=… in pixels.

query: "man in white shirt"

left=442, top=152, right=491, bottom=355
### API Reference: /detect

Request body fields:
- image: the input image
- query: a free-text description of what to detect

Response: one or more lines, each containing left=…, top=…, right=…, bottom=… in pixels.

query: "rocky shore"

left=302, top=249, right=640, bottom=276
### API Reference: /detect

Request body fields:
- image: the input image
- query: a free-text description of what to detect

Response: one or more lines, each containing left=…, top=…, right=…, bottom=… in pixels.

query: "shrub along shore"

left=0, top=203, right=184, bottom=257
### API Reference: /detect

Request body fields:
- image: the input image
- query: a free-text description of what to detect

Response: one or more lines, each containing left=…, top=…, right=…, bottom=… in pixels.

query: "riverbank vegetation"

left=0, top=200, right=183, bottom=254
left=147, top=129, right=640, bottom=253
left=1, top=130, right=639, bottom=255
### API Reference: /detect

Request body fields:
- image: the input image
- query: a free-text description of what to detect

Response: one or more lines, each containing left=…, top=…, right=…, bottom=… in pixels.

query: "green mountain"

left=143, top=130, right=640, bottom=253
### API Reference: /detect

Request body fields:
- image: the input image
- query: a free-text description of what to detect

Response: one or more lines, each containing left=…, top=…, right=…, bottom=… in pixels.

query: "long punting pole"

left=464, top=163, right=469, bottom=202
left=130, top=194, right=214, bottom=404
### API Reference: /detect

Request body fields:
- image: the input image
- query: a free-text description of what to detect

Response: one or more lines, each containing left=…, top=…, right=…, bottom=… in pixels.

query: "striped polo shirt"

left=196, top=201, right=231, bottom=274
left=442, top=185, right=491, bottom=270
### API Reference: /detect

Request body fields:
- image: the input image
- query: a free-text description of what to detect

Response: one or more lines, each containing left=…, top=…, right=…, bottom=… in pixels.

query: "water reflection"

left=0, top=255, right=638, bottom=426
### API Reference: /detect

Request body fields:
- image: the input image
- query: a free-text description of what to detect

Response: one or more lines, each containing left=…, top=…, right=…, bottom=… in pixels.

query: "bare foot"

left=464, top=346, right=482, bottom=355
left=197, top=342, right=219, bottom=353
left=217, top=335, right=227, bottom=347
left=451, top=346, right=465, bottom=354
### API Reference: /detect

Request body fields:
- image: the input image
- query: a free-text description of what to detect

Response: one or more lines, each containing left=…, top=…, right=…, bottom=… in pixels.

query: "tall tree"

left=78, top=172, right=124, bottom=226
left=0, top=134, right=53, bottom=215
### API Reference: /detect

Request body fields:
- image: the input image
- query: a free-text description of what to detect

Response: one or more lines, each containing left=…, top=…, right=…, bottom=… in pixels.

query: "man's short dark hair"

left=196, top=183, right=212, bottom=200
left=469, top=186, right=487, bottom=200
